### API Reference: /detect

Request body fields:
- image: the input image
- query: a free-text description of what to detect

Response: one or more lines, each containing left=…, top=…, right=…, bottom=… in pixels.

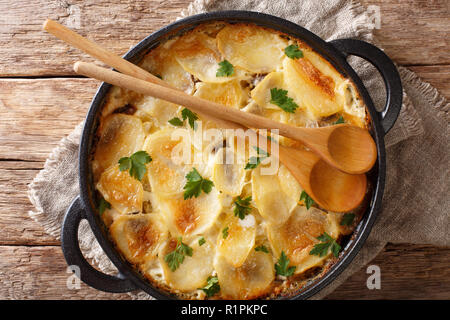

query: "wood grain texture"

left=0, top=0, right=448, bottom=76
left=359, top=0, right=450, bottom=65
left=0, top=243, right=447, bottom=299
left=0, top=0, right=448, bottom=300
left=327, top=244, right=450, bottom=300
left=0, top=0, right=192, bottom=76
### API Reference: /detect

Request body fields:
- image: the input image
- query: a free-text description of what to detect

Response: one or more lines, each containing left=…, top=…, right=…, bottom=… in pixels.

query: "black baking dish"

left=61, top=10, right=402, bottom=300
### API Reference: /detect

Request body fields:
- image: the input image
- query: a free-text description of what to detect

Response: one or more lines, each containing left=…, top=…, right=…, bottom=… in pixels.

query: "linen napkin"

left=28, top=0, right=449, bottom=300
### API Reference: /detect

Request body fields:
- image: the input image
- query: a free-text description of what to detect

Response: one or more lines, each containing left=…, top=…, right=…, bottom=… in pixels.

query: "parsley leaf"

left=181, top=108, right=199, bottom=130
left=216, top=60, right=234, bottom=77
left=199, top=276, right=220, bottom=297
left=255, top=245, right=269, bottom=253
left=309, top=232, right=341, bottom=258
left=118, top=150, right=152, bottom=181
left=245, top=146, right=269, bottom=170
left=222, top=227, right=229, bottom=239
left=284, top=44, right=303, bottom=59
left=340, top=213, right=355, bottom=226
left=183, top=168, right=214, bottom=200
left=275, top=251, right=296, bottom=277
left=198, top=237, right=206, bottom=246
left=334, top=115, right=345, bottom=124
left=168, top=117, right=184, bottom=127
left=233, top=196, right=252, bottom=219
left=300, top=191, right=315, bottom=210
left=98, top=198, right=111, bottom=216
left=270, top=88, right=299, bottom=113
left=164, top=237, right=193, bottom=272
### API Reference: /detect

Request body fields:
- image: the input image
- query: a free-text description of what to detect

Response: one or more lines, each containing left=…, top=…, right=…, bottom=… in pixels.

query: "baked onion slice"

left=96, top=165, right=144, bottom=214
left=215, top=249, right=275, bottom=299
left=110, top=213, right=167, bottom=264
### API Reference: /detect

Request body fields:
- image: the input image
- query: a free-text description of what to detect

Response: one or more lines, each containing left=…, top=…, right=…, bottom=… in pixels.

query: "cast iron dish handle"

left=61, top=196, right=137, bottom=293
left=330, top=39, right=402, bottom=134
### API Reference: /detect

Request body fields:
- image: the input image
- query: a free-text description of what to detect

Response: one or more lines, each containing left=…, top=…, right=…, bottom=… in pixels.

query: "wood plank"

left=1, top=65, right=448, bottom=162
left=0, top=243, right=448, bottom=299
left=327, top=244, right=450, bottom=299
left=0, top=161, right=58, bottom=245
left=0, top=245, right=130, bottom=299
left=0, top=78, right=96, bottom=161
left=0, top=0, right=192, bottom=76
left=359, top=0, right=450, bottom=65
left=408, top=65, right=450, bottom=98
left=0, top=0, right=448, bottom=76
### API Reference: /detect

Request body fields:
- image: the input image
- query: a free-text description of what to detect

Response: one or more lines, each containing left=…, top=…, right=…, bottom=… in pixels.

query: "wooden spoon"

left=74, top=61, right=367, bottom=212
left=73, top=61, right=376, bottom=175
left=43, top=19, right=368, bottom=211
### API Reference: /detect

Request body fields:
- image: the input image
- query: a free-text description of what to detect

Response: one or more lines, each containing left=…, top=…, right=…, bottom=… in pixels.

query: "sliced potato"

left=194, top=80, right=249, bottom=109
left=157, top=189, right=222, bottom=237
left=96, top=165, right=144, bottom=214
left=134, top=96, right=181, bottom=129
left=212, top=148, right=246, bottom=197
left=160, top=237, right=215, bottom=291
left=217, top=24, right=287, bottom=73
left=110, top=213, right=167, bottom=264
left=93, top=114, right=145, bottom=178
left=283, top=57, right=345, bottom=118
left=140, top=41, right=194, bottom=93
left=251, top=165, right=302, bottom=226
left=215, top=250, right=275, bottom=299
left=143, top=129, right=191, bottom=196
left=217, top=214, right=256, bottom=268
left=173, top=31, right=246, bottom=83
left=267, top=206, right=339, bottom=274
left=251, top=72, right=285, bottom=110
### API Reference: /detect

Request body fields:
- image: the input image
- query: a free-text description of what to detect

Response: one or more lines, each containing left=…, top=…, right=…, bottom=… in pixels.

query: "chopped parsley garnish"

left=300, top=191, right=315, bottom=210
left=275, top=251, right=296, bottom=277
left=183, top=168, right=214, bottom=200
left=245, top=146, right=269, bottom=170
left=181, top=108, right=199, bottom=130
left=199, top=276, right=220, bottom=297
left=270, top=88, right=299, bottom=113
left=222, top=227, right=229, bottom=239
left=168, top=117, right=184, bottom=127
left=233, top=196, right=252, bottom=219
left=284, top=44, right=303, bottom=59
left=198, top=237, right=206, bottom=246
left=309, top=232, right=341, bottom=258
left=255, top=245, right=269, bottom=253
left=334, top=115, right=345, bottom=124
left=340, top=213, right=356, bottom=226
left=98, top=198, right=111, bottom=216
left=164, top=237, right=193, bottom=272
left=118, top=150, right=152, bottom=181
left=216, top=60, right=234, bottom=77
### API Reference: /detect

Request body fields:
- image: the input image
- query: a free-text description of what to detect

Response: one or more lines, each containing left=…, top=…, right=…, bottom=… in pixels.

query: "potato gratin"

left=92, top=23, right=369, bottom=299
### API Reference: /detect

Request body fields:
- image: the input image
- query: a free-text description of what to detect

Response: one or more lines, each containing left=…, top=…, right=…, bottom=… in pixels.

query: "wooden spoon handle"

left=74, top=61, right=307, bottom=140
left=44, top=19, right=164, bottom=86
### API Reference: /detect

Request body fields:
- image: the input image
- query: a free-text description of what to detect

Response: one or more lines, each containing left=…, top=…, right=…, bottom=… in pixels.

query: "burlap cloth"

left=28, top=0, right=449, bottom=299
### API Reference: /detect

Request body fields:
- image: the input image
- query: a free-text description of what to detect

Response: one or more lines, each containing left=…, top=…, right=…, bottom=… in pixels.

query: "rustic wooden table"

left=0, top=0, right=448, bottom=300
